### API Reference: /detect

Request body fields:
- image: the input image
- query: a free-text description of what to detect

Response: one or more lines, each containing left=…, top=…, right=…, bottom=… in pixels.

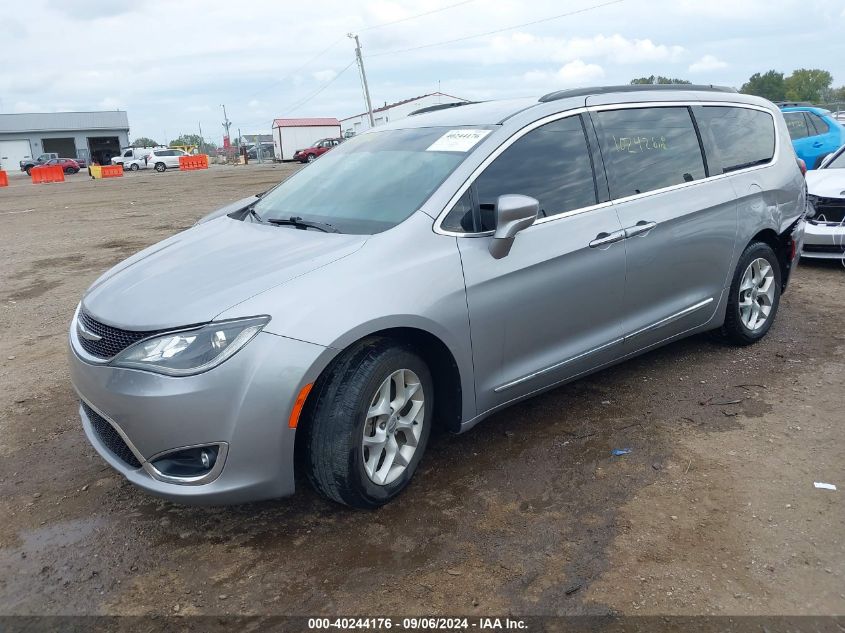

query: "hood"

left=806, top=169, right=845, bottom=199
left=82, top=216, right=367, bottom=330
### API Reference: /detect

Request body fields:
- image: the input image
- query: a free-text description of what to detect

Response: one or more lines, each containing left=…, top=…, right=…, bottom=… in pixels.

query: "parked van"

left=69, top=86, right=806, bottom=508
left=111, top=147, right=163, bottom=170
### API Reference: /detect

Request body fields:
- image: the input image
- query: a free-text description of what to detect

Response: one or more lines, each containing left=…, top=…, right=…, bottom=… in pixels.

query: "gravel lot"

left=0, top=164, right=843, bottom=616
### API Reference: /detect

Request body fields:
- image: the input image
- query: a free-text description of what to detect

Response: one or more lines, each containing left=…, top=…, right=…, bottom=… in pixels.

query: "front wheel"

left=129, top=163, right=140, bottom=172
left=303, top=339, right=433, bottom=508
left=154, top=162, right=166, bottom=172
left=306, top=153, right=316, bottom=163
left=720, top=241, right=781, bottom=345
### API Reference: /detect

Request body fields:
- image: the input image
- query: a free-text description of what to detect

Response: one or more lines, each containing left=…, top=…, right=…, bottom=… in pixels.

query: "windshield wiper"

left=266, top=216, right=340, bottom=233
left=247, top=205, right=263, bottom=222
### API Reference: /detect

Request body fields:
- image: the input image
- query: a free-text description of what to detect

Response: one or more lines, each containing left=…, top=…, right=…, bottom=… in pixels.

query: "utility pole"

left=221, top=104, right=232, bottom=146
left=198, top=121, right=204, bottom=153
left=348, top=33, right=374, bottom=128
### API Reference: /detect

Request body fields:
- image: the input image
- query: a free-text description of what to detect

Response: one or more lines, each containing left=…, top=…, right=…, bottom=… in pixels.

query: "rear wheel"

left=154, top=162, right=166, bottom=172
left=303, top=339, right=433, bottom=508
left=720, top=241, right=781, bottom=345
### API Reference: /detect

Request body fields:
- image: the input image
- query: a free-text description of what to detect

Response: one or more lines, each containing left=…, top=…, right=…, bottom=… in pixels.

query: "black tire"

left=25, top=166, right=32, bottom=176
left=154, top=162, right=166, bottom=172
left=130, top=163, right=139, bottom=172
left=306, top=153, right=316, bottom=163
left=720, top=241, right=781, bottom=345
left=303, top=338, right=433, bottom=508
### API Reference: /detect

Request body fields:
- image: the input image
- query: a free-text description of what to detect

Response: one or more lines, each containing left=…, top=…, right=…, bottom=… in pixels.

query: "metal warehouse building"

left=0, top=111, right=130, bottom=172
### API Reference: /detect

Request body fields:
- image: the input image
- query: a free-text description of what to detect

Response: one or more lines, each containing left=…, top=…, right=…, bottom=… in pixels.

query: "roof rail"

left=539, top=84, right=737, bottom=103
left=408, top=101, right=476, bottom=116
left=775, top=101, right=814, bottom=108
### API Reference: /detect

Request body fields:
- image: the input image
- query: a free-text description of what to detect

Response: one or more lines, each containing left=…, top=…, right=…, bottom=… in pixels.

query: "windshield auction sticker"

left=426, top=129, right=491, bottom=152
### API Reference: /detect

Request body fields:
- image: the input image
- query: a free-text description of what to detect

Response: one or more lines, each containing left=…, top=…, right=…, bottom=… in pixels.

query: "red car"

left=44, top=158, right=81, bottom=174
left=293, top=138, right=342, bottom=163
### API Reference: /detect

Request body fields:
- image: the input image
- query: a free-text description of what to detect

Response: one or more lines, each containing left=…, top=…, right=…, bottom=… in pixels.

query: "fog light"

left=151, top=445, right=219, bottom=479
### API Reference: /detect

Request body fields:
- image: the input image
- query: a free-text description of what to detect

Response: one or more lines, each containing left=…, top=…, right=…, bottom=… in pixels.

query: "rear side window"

left=593, top=107, right=706, bottom=199
left=695, top=106, right=775, bottom=173
left=806, top=112, right=830, bottom=135
left=784, top=112, right=810, bottom=139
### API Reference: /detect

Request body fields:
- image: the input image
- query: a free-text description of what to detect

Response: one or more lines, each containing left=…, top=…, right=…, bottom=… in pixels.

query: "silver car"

left=803, top=144, right=845, bottom=261
left=69, top=86, right=806, bottom=508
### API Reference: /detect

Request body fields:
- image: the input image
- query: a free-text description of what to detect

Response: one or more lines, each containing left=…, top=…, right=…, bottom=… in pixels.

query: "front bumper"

left=68, top=313, right=330, bottom=504
left=801, top=221, right=845, bottom=260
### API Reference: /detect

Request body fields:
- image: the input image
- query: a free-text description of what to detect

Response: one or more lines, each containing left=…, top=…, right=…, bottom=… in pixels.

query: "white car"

left=803, top=145, right=845, bottom=261
left=146, top=148, right=189, bottom=172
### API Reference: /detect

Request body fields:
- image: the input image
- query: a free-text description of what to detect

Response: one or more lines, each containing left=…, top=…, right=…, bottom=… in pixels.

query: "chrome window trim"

left=433, top=100, right=780, bottom=237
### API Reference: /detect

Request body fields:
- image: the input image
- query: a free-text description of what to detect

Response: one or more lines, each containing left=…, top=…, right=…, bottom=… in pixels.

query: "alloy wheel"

left=361, top=368, right=425, bottom=485
left=738, top=257, right=775, bottom=331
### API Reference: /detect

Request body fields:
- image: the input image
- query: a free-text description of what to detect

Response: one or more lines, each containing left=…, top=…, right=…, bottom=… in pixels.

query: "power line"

left=277, top=61, right=356, bottom=117
left=359, top=0, right=476, bottom=31
left=367, top=0, right=625, bottom=57
left=241, top=1, right=477, bottom=103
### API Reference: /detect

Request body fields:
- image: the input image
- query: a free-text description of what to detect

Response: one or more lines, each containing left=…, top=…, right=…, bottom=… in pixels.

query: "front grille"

left=81, top=401, right=142, bottom=468
left=803, top=243, right=845, bottom=254
left=77, top=310, right=165, bottom=359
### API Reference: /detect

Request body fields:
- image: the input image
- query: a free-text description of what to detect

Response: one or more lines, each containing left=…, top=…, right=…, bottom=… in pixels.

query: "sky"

left=1, top=0, right=844, bottom=143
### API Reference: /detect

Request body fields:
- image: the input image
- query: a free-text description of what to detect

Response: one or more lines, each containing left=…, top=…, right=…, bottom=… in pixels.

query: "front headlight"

left=111, top=316, right=270, bottom=376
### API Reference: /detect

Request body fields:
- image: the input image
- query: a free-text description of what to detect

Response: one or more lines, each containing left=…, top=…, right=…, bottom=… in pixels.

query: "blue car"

left=780, top=106, right=845, bottom=170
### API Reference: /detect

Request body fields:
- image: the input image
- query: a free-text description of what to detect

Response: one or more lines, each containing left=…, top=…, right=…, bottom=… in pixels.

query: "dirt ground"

left=0, top=164, right=842, bottom=617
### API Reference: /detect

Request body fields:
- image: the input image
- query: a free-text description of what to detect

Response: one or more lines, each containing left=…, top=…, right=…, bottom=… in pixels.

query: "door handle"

left=624, top=221, right=657, bottom=238
left=812, top=141, right=823, bottom=148
left=589, top=229, right=625, bottom=248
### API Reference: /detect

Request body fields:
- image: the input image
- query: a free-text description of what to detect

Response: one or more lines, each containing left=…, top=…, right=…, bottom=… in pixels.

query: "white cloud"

left=524, top=59, right=605, bottom=85
left=689, top=54, right=728, bottom=73
left=98, top=97, right=122, bottom=110
left=313, top=69, right=338, bottom=82
left=487, top=32, right=685, bottom=66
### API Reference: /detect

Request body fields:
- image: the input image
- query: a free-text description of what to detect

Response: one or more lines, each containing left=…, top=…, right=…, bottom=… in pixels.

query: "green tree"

left=630, top=75, right=692, bottom=85
left=783, top=68, right=833, bottom=103
left=740, top=70, right=786, bottom=101
left=131, top=136, right=159, bottom=147
left=169, top=134, right=217, bottom=154
left=169, top=134, right=204, bottom=147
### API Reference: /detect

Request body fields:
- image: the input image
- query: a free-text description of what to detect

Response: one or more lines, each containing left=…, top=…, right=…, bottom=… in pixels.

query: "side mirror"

left=488, top=194, right=539, bottom=259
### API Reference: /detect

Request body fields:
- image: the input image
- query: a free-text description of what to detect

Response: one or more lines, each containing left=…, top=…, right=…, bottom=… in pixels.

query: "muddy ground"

left=0, top=164, right=842, bottom=616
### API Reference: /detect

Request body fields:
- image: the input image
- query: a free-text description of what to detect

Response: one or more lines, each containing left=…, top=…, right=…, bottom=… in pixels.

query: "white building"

left=0, top=110, right=130, bottom=171
left=340, top=92, right=469, bottom=137
left=271, top=117, right=341, bottom=161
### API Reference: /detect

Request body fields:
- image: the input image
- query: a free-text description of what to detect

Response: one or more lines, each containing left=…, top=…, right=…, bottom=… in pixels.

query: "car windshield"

left=253, top=126, right=491, bottom=234
left=825, top=150, right=845, bottom=169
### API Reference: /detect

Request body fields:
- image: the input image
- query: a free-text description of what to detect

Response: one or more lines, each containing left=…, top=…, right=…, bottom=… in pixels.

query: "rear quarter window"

left=784, top=112, right=810, bottom=139
left=593, top=106, right=706, bottom=199
left=695, top=106, right=775, bottom=173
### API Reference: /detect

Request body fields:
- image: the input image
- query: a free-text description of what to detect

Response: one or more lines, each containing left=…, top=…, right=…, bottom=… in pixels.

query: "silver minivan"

left=69, top=86, right=806, bottom=508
